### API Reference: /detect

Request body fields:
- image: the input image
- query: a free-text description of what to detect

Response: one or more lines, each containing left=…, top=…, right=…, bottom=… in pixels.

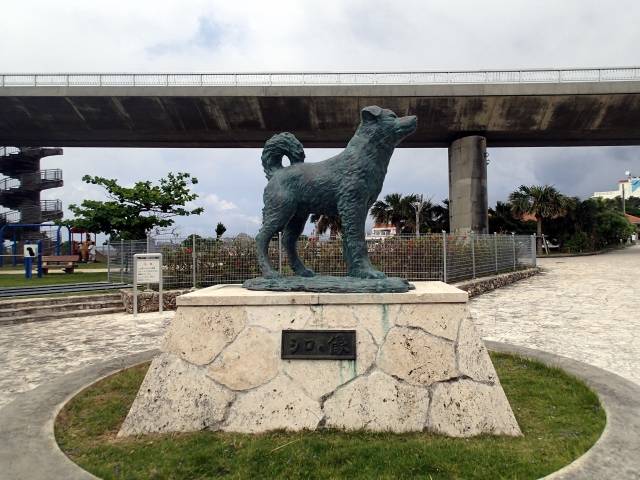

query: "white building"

left=593, top=178, right=640, bottom=200
left=366, top=223, right=397, bottom=240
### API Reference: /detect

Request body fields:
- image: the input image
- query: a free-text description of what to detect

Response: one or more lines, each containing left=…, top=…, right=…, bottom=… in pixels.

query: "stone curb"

left=456, top=267, right=541, bottom=298
left=0, top=350, right=158, bottom=480
left=537, top=246, right=632, bottom=258
left=0, top=343, right=638, bottom=480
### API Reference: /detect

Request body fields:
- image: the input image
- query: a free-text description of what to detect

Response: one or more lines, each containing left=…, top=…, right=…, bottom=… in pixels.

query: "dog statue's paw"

left=263, top=271, right=282, bottom=279
left=294, top=267, right=315, bottom=278
left=350, top=268, right=386, bottom=280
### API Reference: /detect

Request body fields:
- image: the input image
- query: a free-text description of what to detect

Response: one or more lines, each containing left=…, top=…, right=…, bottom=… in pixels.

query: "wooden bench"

left=42, top=255, right=78, bottom=274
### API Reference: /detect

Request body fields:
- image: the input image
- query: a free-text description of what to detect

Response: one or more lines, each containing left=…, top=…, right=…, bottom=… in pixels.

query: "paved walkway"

left=0, top=246, right=638, bottom=409
left=471, top=245, right=640, bottom=387
left=0, top=311, right=172, bottom=409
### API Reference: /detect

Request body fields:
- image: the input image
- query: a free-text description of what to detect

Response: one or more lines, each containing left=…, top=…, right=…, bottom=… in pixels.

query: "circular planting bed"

left=55, top=353, right=605, bottom=480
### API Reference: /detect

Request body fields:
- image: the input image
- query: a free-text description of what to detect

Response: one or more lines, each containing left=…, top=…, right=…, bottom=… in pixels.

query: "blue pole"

left=24, top=256, right=32, bottom=279
left=0, top=230, right=3, bottom=268
left=37, top=239, right=43, bottom=278
left=56, top=226, right=62, bottom=255
left=12, top=231, right=17, bottom=267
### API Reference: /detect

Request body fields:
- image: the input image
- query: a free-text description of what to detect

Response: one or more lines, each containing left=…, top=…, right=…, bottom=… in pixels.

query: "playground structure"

left=0, top=146, right=64, bottom=228
left=0, top=146, right=68, bottom=273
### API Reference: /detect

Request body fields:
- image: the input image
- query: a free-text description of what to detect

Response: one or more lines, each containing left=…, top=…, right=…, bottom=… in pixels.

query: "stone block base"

left=119, top=282, right=521, bottom=437
left=120, top=288, right=191, bottom=313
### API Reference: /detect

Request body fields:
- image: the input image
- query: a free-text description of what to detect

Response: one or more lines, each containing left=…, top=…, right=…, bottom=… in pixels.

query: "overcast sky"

left=3, top=0, right=640, bottom=236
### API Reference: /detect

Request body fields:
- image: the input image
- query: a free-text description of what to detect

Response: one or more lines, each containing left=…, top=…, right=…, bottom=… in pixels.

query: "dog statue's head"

left=358, top=106, right=417, bottom=146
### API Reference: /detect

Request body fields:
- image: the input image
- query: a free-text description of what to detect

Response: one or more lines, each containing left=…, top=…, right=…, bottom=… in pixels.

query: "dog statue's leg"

left=257, top=202, right=293, bottom=278
left=255, top=226, right=280, bottom=278
left=283, top=214, right=314, bottom=277
left=339, top=201, right=386, bottom=279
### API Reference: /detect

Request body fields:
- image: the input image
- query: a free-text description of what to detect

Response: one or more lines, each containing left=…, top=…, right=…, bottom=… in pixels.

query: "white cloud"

left=4, top=1, right=640, bottom=237
left=201, top=193, right=237, bottom=211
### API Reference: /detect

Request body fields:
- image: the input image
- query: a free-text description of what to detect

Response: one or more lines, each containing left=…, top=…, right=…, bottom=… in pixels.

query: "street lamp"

left=410, top=195, right=424, bottom=238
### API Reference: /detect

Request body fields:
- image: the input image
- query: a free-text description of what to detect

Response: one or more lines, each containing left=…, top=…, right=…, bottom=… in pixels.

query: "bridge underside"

left=3, top=81, right=640, bottom=234
left=2, top=83, right=640, bottom=148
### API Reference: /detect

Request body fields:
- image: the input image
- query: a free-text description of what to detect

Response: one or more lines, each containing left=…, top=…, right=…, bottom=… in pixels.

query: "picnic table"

left=42, top=255, right=78, bottom=274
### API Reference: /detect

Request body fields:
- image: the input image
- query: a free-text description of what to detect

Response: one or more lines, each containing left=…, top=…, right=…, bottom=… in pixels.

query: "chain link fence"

left=105, top=233, right=536, bottom=289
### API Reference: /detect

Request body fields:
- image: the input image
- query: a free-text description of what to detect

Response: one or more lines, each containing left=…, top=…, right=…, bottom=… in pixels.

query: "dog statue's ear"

left=361, top=105, right=383, bottom=123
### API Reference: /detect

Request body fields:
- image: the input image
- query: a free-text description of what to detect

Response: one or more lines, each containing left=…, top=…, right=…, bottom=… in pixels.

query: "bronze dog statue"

left=255, top=106, right=417, bottom=279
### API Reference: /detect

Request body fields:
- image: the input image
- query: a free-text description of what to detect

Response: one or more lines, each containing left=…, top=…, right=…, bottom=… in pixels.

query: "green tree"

left=489, top=201, right=534, bottom=234
left=310, top=214, right=342, bottom=238
left=509, top=185, right=566, bottom=252
left=429, top=199, right=450, bottom=233
left=594, top=206, right=635, bottom=247
left=215, top=222, right=227, bottom=240
left=63, top=172, right=203, bottom=240
left=370, top=193, right=419, bottom=234
left=545, top=197, right=635, bottom=251
left=370, top=193, right=450, bottom=234
left=182, top=234, right=203, bottom=248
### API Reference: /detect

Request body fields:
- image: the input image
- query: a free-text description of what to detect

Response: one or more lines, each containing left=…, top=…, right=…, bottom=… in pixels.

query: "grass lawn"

left=55, top=353, right=605, bottom=480
left=0, top=271, right=109, bottom=288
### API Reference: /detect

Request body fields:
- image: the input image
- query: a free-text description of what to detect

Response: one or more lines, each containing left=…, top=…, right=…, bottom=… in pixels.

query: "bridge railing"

left=1, top=67, right=640, bottom=87
left=0, top=147, right=20, bottom=156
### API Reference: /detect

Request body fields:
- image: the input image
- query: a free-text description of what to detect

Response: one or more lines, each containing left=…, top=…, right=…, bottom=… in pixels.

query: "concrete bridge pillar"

left=448, top=136, right=488, bottom=233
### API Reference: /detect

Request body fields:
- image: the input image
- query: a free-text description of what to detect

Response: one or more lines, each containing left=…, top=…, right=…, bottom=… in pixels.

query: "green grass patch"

left=0, top=271, right=108, bottom=288
left=55, top=353, right=605, bottom=480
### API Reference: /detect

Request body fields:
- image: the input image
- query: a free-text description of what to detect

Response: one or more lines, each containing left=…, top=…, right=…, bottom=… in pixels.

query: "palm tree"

left=370, top=193, right=414, bottom=234
left=430, top=199, right=450, bottom=233
left=371, top=193, right=450, bottom=234
left=215, top=222, right=227, bottom=240
left=489, top=201, right=532, bottom=233
left=509, top=185, right=565, bottom=253
left=310, top=214, right=342, bottom=238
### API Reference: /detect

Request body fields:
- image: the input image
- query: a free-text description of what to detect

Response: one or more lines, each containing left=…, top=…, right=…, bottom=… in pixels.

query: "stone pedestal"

left=119, top=282, right=521, bottom=437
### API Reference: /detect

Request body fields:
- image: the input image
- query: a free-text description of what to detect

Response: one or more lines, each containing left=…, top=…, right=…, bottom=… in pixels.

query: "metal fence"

left=104, top=233, right=536, bottom=289
left=2, top=68, right=640, bottom=88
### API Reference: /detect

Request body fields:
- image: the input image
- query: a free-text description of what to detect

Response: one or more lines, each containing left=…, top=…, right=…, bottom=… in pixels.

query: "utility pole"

left=622, top=170, right=631, bottom=214
left=411, top=195, right=424, bottom=238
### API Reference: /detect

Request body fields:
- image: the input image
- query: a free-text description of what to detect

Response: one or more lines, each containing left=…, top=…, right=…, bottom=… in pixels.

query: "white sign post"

left=133, top=253, right=163, bottom=316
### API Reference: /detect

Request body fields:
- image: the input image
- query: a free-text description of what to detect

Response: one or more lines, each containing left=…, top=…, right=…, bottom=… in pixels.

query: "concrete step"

left=0, top=306, right=126, bottom=326
left=0, top=299, right=123, bottom=318
left=0, top=282, right=128, bottom=298
left=0, top=293, right=121, bottom=310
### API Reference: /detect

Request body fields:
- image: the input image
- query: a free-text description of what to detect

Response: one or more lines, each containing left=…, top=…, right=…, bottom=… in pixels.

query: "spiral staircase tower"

left=0, top=147, right=64, bottom=236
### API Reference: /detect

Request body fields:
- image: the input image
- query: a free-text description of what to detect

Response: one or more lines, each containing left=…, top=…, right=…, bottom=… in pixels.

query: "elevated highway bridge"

left=2, top=67, right=640, bottom=232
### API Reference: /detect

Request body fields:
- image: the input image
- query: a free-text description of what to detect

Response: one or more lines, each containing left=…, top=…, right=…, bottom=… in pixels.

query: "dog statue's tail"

left=261, top=132, right=305, bottom=180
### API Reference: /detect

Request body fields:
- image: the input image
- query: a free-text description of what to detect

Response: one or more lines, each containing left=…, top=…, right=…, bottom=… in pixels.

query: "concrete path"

left=471, top=245, right=640, bottom=387
left=0, top=311, right=172, bottom=409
